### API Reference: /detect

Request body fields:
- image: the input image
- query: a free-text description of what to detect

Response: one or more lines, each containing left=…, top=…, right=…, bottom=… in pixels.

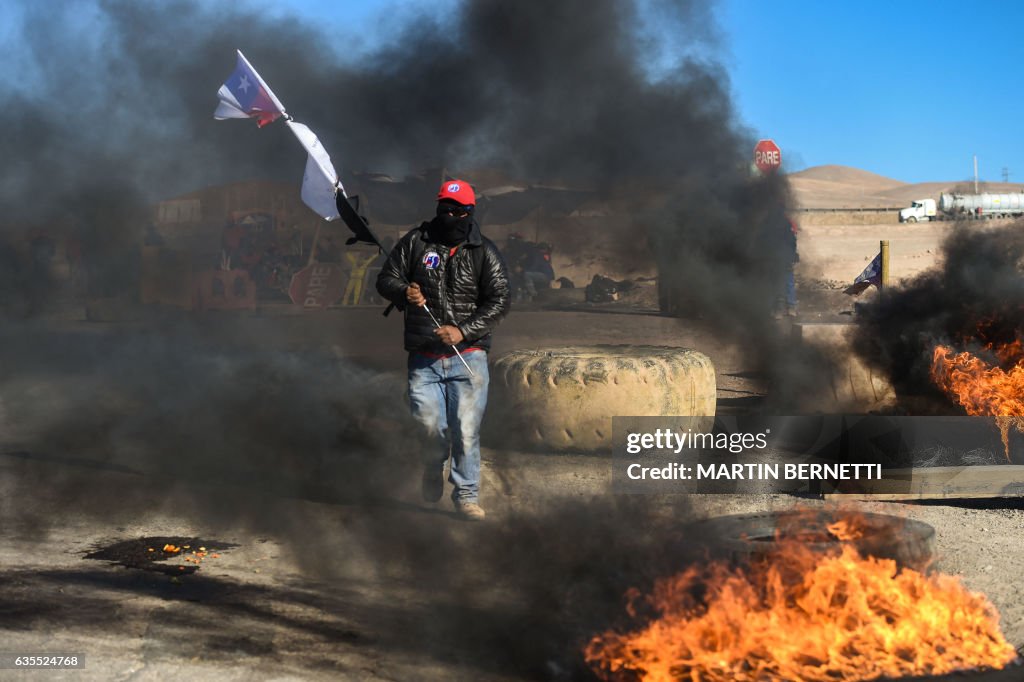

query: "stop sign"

left=288, top=262, right=344, bottom=309
left=753, top=139, right=782, bottom=174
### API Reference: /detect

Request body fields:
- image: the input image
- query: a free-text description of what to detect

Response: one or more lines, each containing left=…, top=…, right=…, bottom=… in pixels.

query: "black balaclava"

left=431, top=201, right=474, bottom=246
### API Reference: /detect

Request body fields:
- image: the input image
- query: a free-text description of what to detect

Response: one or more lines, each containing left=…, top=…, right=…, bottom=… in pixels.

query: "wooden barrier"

left=796, top=208, right=901, bottom=226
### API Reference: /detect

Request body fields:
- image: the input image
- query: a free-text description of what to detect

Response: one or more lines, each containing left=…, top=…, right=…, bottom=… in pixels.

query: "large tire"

left=488, top=345, right=716, bottom=452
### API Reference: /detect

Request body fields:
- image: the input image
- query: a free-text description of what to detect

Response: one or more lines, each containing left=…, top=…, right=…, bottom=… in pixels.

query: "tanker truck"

left=899, top=192, right=1024, bottom=222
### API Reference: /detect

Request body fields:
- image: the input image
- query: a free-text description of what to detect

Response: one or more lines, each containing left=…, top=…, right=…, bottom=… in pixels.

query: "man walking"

left=376, top=180, right=511, bottom=520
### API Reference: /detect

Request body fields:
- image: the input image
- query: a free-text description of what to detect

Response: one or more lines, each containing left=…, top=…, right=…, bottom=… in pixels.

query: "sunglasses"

left=438, top=204, right=470, bottom=218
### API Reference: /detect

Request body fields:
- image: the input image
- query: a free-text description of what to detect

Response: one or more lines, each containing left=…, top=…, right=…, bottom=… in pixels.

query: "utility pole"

left=974, top=155, right=979, bottom=194
left=1003, top=167, right=1010, bottom=183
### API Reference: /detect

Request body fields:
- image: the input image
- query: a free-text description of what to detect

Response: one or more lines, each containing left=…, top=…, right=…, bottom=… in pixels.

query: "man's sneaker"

left=454, top=500, right=486, bottom=521
left=421, top=467, right=443, bottom=503
left=786, top=306, right=798, bottom=318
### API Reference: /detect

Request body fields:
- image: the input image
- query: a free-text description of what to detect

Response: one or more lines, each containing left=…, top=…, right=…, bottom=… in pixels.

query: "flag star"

left=238, top=74, right=251, bottom=93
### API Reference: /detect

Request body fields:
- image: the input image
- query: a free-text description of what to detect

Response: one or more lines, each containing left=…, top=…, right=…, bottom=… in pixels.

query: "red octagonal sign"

left=289, top=262, right=344, bottom=309
left=754, top=139, right=782, bottom=174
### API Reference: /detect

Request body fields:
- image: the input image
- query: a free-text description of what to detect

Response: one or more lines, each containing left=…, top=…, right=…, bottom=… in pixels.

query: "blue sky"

left=267, top=0, right=1024, bottom=185
left=3, top=0, right=1020, bottom=185
left=717, top=0, right=1024, bottom=184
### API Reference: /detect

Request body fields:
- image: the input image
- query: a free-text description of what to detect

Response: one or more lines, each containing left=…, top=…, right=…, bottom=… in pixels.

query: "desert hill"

left=788, top=164, right=1024, bottom=209
left=874, top=180, right=1024, bottom=207
left=789, top=165, right=905, bottom=190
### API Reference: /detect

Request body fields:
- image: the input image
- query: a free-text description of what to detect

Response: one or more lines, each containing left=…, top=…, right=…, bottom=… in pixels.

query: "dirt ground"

left=2, top=325, right=1023, bottom=679
left=2, top=456, right=1022, bottom=681
left=795, top=216, right=1021, bottom=287
left=2, top=217, right=1023, bottom=680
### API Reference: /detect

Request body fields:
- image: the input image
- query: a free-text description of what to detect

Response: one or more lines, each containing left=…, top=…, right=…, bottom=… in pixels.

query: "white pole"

left=421, top=303, right=475, bottom=376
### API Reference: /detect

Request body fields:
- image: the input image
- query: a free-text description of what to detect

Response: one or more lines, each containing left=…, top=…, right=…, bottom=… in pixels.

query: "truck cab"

left=899, top=198, right=936, bottom=223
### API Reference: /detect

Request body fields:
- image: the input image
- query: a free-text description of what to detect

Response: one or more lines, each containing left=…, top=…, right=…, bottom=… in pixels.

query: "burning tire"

left=694, top=510, right=935, bottom=572
left=488, top=345, right=716, bottom=452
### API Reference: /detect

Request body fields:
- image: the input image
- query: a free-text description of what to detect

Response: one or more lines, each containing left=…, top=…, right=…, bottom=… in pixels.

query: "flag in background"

left=844, top=252, right=882, bottom=296
left=214, top=50, right=286, bottom=128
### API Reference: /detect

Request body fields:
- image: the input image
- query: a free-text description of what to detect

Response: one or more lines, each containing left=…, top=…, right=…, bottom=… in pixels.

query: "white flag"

left=285, top=121, right=341, bottom=221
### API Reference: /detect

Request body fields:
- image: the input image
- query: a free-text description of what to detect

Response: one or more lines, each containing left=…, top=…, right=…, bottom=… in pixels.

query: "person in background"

left=774, top=214, right=799, bottom=318
left=520, top=241, right=555, bottom=302
left=753, top=201, right=799, bottom=319
left=786, top=217, right=799, bottom=316
left=504, top=232, right=528, bottom=302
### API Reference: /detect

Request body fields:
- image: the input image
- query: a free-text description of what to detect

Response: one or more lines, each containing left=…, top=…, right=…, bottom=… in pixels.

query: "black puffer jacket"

left=376, top=218, right=511, bottom=353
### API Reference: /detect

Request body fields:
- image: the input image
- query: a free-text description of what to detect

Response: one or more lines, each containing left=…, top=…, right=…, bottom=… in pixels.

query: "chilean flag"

left=844, top=252, right=882, bottom=296
left=213, top=50, right=286, bottom=128
left=213, top=50, right=344, bottom=222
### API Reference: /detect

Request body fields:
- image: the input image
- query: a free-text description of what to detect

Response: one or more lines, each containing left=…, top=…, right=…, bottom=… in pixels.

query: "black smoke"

left=851, top=222, right=1024, bottom=405
left=0, top=0, right=822, bottom=677
left=2, top=0, right=736, bottom=211
left=3, top=1, right=810, bottom=381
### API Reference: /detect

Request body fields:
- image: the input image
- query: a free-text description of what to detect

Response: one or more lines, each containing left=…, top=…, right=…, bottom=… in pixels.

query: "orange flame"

left=931, top=344, right=1024, bottom=417
left=931, top=343, right=1024, bottom=461
left=584, top=517, right=1016, bottom=681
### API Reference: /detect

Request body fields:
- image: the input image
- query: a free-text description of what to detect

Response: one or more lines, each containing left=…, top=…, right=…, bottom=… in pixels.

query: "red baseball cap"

left=437, top=179, right=475, bottom=206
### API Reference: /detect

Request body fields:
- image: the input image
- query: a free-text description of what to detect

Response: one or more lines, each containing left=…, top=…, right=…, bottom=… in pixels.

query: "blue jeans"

left=407, top=350, right=489, bottom=502
left=775, top=268, right=797, bottom=311
left=784, top=268, right=797, bottom=308
left=522, top=271, right=551, bottom=299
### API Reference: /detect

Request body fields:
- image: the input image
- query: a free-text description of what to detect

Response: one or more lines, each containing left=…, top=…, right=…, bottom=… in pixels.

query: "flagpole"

left=880, top=240, right=889, bottom=291
left=307, top=221, right=322, bottom=268
left=420, top=302, right=475, bottom=376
